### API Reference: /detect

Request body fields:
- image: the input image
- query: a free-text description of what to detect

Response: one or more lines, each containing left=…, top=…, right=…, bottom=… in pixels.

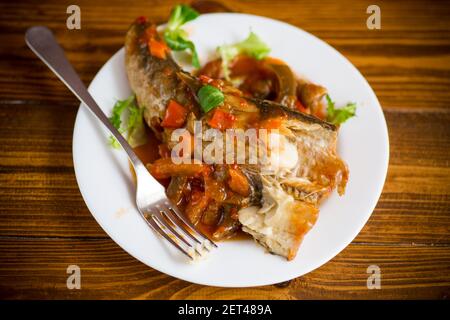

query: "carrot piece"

left=145, top=25, right=169, bottom=60
left=149, top=38, right=169, bottom=59
left=161, top=100, right=188, bottom=128
left=227, top=168, right=250, bottom=196
left=208, top=109, right=236, bottom=130
left=147, top=158, right=205, bottom=179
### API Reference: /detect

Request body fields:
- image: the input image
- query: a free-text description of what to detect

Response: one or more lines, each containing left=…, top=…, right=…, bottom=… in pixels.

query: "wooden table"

left=0, top=0, right=449, bottom=299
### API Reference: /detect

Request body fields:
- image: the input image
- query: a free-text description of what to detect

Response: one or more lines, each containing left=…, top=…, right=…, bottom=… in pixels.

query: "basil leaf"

left=163, top=31, right=200, bottom=68
left=326, top=94, right=356, bottom=125
left=166, top=4, right=199, bottom=31
left=164, top=4, right=200, bottom=68
left=197, top=85, right=224, bottom=113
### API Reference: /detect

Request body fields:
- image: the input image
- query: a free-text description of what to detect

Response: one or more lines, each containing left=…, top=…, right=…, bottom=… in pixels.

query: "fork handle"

left=25, top=26, right=146, bottom=173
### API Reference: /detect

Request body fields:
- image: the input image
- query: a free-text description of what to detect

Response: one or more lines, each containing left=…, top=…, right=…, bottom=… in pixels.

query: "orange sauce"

left=131, top=126, right=249, bottom=242
left=130, top=127, right=170, bottom=187
left=133, top=126, right=161, bottom=165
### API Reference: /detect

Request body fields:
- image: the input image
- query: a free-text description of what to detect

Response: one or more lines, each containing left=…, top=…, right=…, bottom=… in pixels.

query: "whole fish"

left=125, top=19, right=348, bottom=260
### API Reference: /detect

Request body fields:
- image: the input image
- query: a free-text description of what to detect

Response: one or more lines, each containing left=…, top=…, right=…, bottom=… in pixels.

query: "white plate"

left=73, top=13, right=389, bottom=287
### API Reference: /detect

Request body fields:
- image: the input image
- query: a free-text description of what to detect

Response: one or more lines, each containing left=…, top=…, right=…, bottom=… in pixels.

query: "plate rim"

left=72, top=12, right=390, bottom=287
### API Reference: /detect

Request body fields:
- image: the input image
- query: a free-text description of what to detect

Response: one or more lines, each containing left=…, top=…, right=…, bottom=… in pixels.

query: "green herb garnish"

left=326, top=94, right=357, bottom=125
left=109, top=95, right=134, bottom=130
left=218, top=31, right=271, bottom=79
left=197, top=85, right=224, bottom=113
left=127, top=102, right=147, bottom=148
left=108, top=94, right=147, bottom=149
left=108, top=129, right=124, bottom=149
left=163, top=4, right=200, bottom=68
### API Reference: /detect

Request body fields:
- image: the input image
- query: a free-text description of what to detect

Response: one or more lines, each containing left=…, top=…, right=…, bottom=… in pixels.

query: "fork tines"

left=141, top=199, right=217, bottom=260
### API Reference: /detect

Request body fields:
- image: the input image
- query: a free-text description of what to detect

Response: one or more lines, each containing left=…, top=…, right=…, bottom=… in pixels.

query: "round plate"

left=73, top=13, right=389, bottom=287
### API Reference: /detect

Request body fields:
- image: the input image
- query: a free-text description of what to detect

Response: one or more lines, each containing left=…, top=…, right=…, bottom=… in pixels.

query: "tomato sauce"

left=133, top=126, right=161, bottom=165
left=130, top=126, right=170, bottom=187
left=131, top=125, right=250, bottom=242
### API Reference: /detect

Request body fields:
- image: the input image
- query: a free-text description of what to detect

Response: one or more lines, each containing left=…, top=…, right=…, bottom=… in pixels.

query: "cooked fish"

left=125, top=19, right=349, bottom=260
left=125, top=20, right=199, bottom=138
left=236, top=101, right=348, bottom=260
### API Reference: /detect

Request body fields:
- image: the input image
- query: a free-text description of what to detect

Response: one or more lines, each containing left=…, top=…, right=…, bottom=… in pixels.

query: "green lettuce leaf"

left=218, top=31, right=271, bottom=79
left=166, top=4, right=199, bottom=30
left=126, top=102, right=147, bottom=148
left=108, top=94, right=147, bottom=149
left=164, top=4, right=200, bottom=68
left=326, top=94, right=357, bottom=125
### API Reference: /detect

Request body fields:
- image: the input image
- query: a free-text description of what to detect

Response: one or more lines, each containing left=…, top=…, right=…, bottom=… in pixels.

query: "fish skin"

left=125, top=21, right=196, bottom=134
left=176, top=72, right=348, bottom=198
left=177, top=70, right=339, bottom=139
left=125, top=21, right=337, bottom=134
left=252, top=98, right=337, bottom=132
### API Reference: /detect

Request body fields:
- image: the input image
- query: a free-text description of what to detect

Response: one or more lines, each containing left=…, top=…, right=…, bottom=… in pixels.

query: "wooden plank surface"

left=0, top=0, right=449, bottom=299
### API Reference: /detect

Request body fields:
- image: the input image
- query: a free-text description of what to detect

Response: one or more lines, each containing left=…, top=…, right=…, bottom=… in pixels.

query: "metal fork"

left=25, top=26, right=217, bottom=260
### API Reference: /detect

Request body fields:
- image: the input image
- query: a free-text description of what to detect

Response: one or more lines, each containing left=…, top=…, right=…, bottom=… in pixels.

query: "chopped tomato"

left=199, top=74, right=214, bottom=84
left=258, top=117, right=283, bottom=130
left=145, top=25, right=169, bottom=60
left=149, top=38, right=169, bottom=59
left=208, top=109, right=236, bottom=130
left=161, top=100, right=188, bottom=128
left=295, top=99, right=308, bottom=113
left=198, top=74, right=224, bottom=89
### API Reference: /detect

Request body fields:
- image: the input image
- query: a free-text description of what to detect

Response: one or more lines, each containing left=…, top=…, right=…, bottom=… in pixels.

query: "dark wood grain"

left=0, top=0, right=449, bottom=299
left=0, top=239, right=448, bottom=299
left=1, top=0, right=449, bottom=109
